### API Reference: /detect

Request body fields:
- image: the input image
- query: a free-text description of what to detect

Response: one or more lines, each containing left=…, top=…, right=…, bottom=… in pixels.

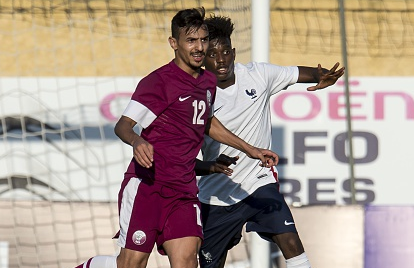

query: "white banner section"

left=271, top=77, right=414, bottom=205
left=0, top=77, right=413, bottom=205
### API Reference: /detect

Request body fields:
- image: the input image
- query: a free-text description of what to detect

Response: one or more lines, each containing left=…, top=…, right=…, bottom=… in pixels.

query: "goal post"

left=250, top=1, right=272, bottom=268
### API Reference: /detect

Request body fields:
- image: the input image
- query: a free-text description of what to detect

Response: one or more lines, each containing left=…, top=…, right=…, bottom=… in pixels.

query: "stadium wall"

left=1, top=0, right=413, bottom=77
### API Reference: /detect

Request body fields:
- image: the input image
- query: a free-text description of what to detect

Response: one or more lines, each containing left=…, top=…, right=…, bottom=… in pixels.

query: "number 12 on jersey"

left=192, top=100, right=206, bottom=125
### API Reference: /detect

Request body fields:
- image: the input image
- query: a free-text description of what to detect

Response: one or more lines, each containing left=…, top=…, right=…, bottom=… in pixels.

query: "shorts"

left=199, top=183, right=297, bottom=268
left=115, top=177, right=203, bottom=255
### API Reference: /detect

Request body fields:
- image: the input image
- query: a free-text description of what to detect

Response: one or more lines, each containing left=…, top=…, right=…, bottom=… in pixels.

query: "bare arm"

left=297, top=62, right=345, bottom=91
left=114, top=115, right=154, bottom=168
left=205, top=116, right=278, bottom=167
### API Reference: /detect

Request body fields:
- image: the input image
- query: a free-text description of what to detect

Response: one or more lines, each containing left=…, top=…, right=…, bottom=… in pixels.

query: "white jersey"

left=198, top=62, right=299, bottom=206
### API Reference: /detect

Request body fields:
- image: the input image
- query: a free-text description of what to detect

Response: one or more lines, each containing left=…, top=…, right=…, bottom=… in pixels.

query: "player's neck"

left=217, top=75, right=235, bottom=89
left=173, top=58, right=201, bottom=78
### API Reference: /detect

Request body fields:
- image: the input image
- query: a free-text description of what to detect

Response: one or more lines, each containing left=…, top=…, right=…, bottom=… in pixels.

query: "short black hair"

left=205, top=14, right=234, bottom=41
left=171, top=7, right=206, bottom=39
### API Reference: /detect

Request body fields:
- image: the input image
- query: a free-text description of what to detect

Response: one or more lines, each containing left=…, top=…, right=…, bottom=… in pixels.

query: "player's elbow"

left=114, top=116, right=134, bottom=139
left=114, top=120, right=122, bottom=139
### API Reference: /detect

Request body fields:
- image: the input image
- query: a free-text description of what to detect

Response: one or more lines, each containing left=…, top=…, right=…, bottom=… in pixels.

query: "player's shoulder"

left=244, top=61, right=284, bottom=70
left=144, top=62, right=170, bottom=80
left=203, top=68, right=216, bottom=80
left=235, top=62, right=273, bottom=74
left=143, top=61, right=187, bottom=86
left=242, top=62, right=298, bottom=77
left=233, top=62, right=270, bottom=79
left=202, top=68, right=219, bottom=88
left=152, top=61, right=174, bottom=76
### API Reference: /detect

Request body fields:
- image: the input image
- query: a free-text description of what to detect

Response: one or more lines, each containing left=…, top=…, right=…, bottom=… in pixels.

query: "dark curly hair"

left=205, top=14, right=234, bottom=42
left=171, top=7, right=206, bottom=39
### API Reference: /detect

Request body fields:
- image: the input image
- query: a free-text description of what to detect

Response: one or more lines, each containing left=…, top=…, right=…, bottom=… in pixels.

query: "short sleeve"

left=125, top=73, right=168, bottom=128
left=256, top=63, right=299, bottom=95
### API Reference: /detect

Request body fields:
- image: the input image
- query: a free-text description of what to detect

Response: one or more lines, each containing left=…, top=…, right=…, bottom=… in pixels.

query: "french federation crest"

left=245, top=88, right=257, bottom=99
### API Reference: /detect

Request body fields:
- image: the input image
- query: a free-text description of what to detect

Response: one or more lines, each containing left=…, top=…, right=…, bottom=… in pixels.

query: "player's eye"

left=207, top=52, right=216, bottom=58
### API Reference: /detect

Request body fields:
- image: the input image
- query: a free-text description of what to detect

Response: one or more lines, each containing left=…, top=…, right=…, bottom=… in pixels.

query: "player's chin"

left=191, top=59, right=204, bottom=68
left=215, top=73, right=229, bottom=80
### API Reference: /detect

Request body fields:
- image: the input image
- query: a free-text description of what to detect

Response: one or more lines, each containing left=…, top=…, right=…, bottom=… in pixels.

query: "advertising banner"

left=0, top=77, right=413, bottom=205
left=271, top=78, right=414, bottom=205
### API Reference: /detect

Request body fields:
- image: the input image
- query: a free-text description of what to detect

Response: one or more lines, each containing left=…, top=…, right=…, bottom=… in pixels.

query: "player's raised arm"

left=297, top=62, right=345, bottom=91
left=205, top=116, right=279, bottom=167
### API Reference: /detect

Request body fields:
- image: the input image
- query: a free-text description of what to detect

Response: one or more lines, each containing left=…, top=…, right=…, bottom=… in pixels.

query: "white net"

left=0, top=0, right=413, bottom=267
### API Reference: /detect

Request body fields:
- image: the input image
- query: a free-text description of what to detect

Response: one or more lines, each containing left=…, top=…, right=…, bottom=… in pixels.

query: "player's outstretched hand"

left=131, top=136, right=154, bottom=168
left=307, top=62, right=345, bottom=91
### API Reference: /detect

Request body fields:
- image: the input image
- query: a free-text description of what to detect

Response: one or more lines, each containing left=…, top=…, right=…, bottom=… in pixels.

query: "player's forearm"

left=206, top=116, right=254, bottom=156
left=114, top=116, right=141, bottom=146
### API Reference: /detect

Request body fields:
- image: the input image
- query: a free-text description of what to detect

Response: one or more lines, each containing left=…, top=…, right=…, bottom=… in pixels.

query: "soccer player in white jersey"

left=197, top=15, right=345, bottom=268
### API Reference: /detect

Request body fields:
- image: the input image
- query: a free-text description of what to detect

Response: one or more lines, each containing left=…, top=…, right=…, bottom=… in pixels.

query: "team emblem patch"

left=245, top=88, right=257, bottom=99
left=207, top=90, right=212, bottom=107
left=201, top=250, right=213, bottom=263
left=132, top=230, right=147, bottom=245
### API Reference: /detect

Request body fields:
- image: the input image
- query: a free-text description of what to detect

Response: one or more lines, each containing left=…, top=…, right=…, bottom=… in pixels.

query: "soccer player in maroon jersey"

left=75, top=7, right=278, bottom=268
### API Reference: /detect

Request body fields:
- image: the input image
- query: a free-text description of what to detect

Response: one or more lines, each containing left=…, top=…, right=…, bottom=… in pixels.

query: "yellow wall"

left=0, top=0, right=412, bottom=76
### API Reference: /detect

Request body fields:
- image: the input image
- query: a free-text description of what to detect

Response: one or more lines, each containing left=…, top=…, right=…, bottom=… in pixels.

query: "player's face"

left=204, top=37, right=236, bottom=89
left=169, top=25, right=209, bottom=77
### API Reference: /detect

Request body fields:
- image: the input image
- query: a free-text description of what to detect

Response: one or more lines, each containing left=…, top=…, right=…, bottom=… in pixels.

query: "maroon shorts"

left=115, top=177, right=203, bottom=255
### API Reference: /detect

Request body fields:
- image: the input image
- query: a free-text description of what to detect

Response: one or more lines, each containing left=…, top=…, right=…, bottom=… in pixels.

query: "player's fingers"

left=134, top=145, right=153, bottom=168
left=219, top=165, right=234, bottom=176
left=329, top=62, right=340, bottom=72
left=257, top=152, right=267, bottom=167
left=267, top=155, right=279, bottom=166
left=134, top=152, right=152, bottom=168
left=262, top=151, right=279, bottom=167
left=333, top=67, right=345, bottom=78
left=263, top=149, right=279, bottom=160
left=307, top=85, right=319, bottom=91
left=213, top=163, right=231, bottom=175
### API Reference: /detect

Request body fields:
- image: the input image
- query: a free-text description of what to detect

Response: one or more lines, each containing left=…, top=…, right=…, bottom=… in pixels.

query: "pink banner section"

left=365, top=206, right=414, bottom=268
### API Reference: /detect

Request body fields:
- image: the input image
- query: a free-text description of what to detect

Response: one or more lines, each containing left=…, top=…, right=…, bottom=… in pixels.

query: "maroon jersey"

left=123, top=60, right=216, bottom=195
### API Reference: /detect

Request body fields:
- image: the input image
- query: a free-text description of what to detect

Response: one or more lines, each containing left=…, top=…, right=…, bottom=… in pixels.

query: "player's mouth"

left=192, top=53, right=205, bottom=62
left=216, top=66, right=228, bottom=75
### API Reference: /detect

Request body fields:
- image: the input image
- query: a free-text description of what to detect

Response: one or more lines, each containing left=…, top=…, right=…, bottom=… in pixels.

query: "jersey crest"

left=245, top=88, right=257, bottom=99
left=206, top=90, right=212, bottom=107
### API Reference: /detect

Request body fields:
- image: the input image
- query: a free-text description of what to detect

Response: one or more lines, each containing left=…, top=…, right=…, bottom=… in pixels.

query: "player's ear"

left=233, top=48, right=236, bottom=60
left=169, top=36, right=178, bottom=51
